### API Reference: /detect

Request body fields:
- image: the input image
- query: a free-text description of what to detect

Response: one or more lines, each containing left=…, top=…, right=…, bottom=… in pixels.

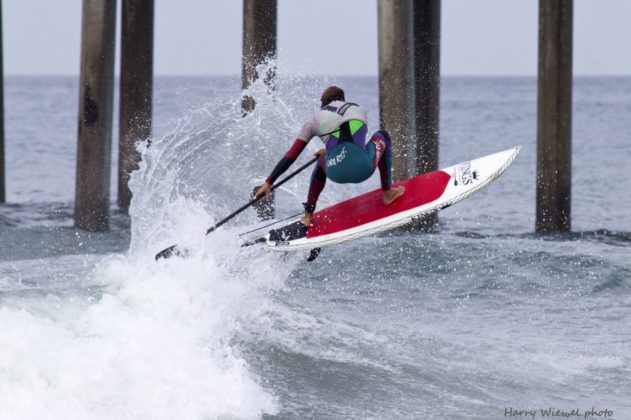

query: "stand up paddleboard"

left=261, top=147, right=520, bottom=254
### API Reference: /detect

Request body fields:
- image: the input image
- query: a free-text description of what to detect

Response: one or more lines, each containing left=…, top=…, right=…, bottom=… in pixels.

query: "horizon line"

left=4, top=73, right=631, bottom=78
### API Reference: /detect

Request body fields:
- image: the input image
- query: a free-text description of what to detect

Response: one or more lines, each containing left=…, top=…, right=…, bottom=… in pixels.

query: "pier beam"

left=413, top=0, right=441, bottom=229
left=75, top=0, right=117, bottom=231
left=0, top=1, right=5, bottom=203
left=118, top=0, right=154, bottom=212
left=378, top=0, right=415, bottom=182
left=536, top=0, right=573, bottom=232
left=241, top=0, right=277, bottom=113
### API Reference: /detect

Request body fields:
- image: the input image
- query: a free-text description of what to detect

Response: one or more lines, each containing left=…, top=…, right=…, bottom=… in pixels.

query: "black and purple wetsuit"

left=265, top=101, right=393, bottom=213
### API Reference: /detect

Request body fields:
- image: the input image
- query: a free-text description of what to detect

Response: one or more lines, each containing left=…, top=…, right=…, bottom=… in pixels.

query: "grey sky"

left=3, top=0, right=631, bottom=76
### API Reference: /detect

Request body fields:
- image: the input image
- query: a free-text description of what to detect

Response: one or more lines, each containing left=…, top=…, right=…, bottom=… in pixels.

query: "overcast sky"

left=4, top=0, right=631, bottom=76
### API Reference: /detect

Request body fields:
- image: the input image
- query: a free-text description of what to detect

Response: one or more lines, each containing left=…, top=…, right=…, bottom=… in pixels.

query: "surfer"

left=255, top=86, right=405, bottom=226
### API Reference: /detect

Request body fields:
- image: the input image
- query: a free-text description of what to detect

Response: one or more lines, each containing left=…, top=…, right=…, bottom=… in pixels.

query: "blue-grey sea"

left=0, top=72, right=630, bottom=420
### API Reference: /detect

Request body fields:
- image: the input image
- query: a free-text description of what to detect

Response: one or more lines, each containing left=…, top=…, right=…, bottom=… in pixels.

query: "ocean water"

left=0, top=72, right=630, bottom=419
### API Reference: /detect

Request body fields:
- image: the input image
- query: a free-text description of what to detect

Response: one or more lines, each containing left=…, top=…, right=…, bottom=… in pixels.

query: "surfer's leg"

left=302, top=154, right=327, bottom=225
left=369, top=131, right=405, bottom=204
left=368, top=131, right=393, bottom=190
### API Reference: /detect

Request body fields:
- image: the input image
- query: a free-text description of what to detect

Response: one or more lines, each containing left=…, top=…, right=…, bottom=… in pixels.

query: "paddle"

left=154, top=155, right=319, bottom=261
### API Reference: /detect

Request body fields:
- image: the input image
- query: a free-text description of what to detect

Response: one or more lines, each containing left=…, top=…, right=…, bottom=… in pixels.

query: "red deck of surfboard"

left=307, top=170, right=452, bottom=238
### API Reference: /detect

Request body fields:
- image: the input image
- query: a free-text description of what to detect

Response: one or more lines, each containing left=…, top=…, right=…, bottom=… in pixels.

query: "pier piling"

left=118, top=0, right=154, bottom=213
left=75, top=0, right=117, bottom=231
left=378, top=0, right=415, bottom=182
left=241, top=0, right=277, bottom=113
left=412, top=0, right=441, bottom=230
left=251, top=186, right=275, bottom=220
left=413, top=0, right=440, bottom=177
left=242, top=0, right=277, bottom=218
left=536, top=0, right=573, bottom=232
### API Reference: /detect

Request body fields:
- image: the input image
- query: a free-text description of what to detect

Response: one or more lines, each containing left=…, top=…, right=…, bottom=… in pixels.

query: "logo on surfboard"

left=453, top=161, right=479, bottom=186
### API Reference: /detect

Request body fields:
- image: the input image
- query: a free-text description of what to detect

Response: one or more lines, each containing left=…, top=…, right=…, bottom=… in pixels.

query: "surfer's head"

left=321, top=86, right=345, bottom=107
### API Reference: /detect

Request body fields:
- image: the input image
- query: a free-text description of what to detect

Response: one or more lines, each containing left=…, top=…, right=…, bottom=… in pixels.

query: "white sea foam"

left=0, top=224, right=297, bottom=419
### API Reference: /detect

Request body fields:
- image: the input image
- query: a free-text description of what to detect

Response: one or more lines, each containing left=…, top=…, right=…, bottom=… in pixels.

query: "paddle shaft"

left=205, top=155, right=318, bottom=234
left=155, top=155, right=318, bottom=260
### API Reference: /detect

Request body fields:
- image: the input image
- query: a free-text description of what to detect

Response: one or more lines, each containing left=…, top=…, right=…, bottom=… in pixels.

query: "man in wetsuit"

left=255, top=86, right=405, bottom=226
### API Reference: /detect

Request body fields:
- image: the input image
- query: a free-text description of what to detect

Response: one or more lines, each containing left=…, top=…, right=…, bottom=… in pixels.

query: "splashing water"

left=0, top=63, right=331, bottom=419
left=129, top=68, right=305, bottom=257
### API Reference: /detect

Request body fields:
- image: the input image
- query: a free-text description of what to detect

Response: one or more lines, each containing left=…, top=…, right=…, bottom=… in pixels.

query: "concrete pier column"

left=243, top=0, right=277, bottom=219
left=0, top=1, right=5, bottom=203
left=241, top=0, right=277, bottom=112
left=413, top=0, right=440, bottom=176
left=118, top=0, right=154, bottom=212
left=75, top=0, right=117, bottom=231
left=536, top=0, right=573, bottom=232
left=412, top=0, right=441, bottom=230
left=378, top=0, right=415, bottom=182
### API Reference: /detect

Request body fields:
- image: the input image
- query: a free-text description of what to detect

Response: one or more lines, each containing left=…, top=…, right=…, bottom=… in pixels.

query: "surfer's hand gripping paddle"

left=154, top=156, right=319, bottom=261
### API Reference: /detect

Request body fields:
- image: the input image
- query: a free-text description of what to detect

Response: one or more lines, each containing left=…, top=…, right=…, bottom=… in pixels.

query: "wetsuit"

left=265, top=100, right=393, bottom=213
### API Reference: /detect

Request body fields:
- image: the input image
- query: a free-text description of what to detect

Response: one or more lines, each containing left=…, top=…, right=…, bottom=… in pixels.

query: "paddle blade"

left=155, top=244, right=185, bottom=261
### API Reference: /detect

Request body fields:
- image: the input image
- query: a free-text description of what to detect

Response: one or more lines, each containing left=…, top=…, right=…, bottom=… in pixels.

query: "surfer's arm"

left=265, top=115, right=321, bottom=185
left=256, top=116, right=318, bottom=198
left=264, top=139, right=308, bottom=185
left=255, top=139, right=308, bottom=198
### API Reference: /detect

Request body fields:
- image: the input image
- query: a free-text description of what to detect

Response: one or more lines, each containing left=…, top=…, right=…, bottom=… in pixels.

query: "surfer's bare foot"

left=383, top=186, right=405, bottom=205
left=300, top=213, right=313, bottom=227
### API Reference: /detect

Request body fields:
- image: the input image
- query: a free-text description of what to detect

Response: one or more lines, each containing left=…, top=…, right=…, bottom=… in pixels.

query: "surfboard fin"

left=307, top=248, right=321, bottom=262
